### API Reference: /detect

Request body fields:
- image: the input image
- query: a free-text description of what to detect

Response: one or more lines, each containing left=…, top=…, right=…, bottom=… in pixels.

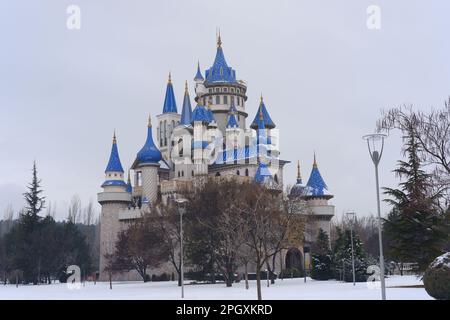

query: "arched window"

left=236, top=170, right=240, bottom=175
left=178, top=171, right=180, bottom=178
left=182, top=171, right=184, bottom=177
left=245, top=168, right=249, bottom=176
left=178, top=138, right=183, bottom=157
left=164, top=120, right=167, bottom=146
left=192, top=170, right=194, bottom=177
left=274, top=174, right=279, bottom=183
left=215, top=172, right=221, bottom=177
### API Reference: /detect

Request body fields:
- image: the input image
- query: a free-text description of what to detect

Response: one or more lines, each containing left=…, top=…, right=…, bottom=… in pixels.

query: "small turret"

left=101, top=131, right=126, bottom=189
left=180, top=81, right=193, bottom=126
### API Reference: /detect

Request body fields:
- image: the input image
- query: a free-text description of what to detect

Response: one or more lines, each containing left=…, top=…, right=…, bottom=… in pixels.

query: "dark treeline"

left=0, top=162, right=99, bottom=285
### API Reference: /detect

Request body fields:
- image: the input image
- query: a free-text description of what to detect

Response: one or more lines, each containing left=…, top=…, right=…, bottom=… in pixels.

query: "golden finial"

left=297, top=160, right=302, bottom=180
left=148, top=114, right=152, bottom=127
left=127, top=169, right=131, bottom=183
left=217, top=28, right=222, bottom=47
left=185, top=80, right=188, bottom=93
left=260, top=93, right=264, bottom=104
left=113, top=130, right=117, bottom=144
left=313, top=152, right=317, bottom=168
left=168, top=72, right=172, bottom=84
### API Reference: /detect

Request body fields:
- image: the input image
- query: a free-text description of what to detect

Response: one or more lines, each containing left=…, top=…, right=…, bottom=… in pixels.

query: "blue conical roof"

left=194, top=62, right=204, bottom=81
left=306, top=156, right=328, bottom=196
left=205, top=36, right=236, bottom=84
left=180, top=82, right=192, bottom=125
left=226, top=101, right=239, bottom=128
left=162, top=74, right=178, bottom=113
left=191, top=104, right=210, bottom=124
left=105, top=133, right=124, bottom=173
left=251, top=98, right=275, bottom=129
left=136, top=117, right=162, bottom=165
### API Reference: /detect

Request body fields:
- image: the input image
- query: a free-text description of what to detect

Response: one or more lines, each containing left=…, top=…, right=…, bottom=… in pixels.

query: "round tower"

left=133, top=115, right=162, bottom=208
left=98, top=132, right=131, bottom=281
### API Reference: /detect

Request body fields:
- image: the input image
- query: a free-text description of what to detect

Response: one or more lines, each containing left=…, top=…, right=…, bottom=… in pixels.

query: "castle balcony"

left=118, top=208, right=143, bottom=221
left=160, top=179, right=193, bottom=195
left=97, top=192, right=131, bottom=204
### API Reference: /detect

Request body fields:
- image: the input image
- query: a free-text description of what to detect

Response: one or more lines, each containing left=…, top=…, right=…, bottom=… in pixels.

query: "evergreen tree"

left=23, top=161, right=45, bottom=218
left=383, top=127, right=450, bottom=273
left=310, top=229, right=333, bottom=280
left=332, top=228, right=369, bottom=282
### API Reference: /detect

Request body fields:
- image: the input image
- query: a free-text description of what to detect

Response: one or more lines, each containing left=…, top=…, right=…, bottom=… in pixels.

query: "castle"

left=97, top=34, right=335, bottom=281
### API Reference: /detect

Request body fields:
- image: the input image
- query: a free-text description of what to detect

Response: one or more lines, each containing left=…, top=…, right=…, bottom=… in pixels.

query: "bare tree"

left=68, top=195, right=81, bottom=224
left=83, top=199, right=95, bottom=226
left=378, top=99, right=450, bottom=207
left=3, top=204, right=14, bottom=234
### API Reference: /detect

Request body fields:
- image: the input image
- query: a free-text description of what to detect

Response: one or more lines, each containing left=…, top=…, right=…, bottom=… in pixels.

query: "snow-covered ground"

left=0, top=275, right=431, bottom=300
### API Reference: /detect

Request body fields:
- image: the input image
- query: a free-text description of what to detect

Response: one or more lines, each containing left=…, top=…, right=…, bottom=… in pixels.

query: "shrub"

left=423, top=252, right=450, bottom=300
left=280, top=268, right=303, bottom=279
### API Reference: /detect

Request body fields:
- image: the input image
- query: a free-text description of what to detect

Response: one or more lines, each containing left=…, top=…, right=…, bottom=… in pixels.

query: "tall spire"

left=251, top=95, right=275, bottom=129
left=105, top=131, right=124, bottom=173
left=162, top=72, right=177, bottom=113
left=297, top=160, right=302, bottom=182
left=306, top=153, right=328, bottom=196
left=194, top=61, right=204, bottom=82
left=217, top=28, right=222, bottom=47
left=205, top=30, right=236, bottom=83
left=180, top=81, right=193, bottom=126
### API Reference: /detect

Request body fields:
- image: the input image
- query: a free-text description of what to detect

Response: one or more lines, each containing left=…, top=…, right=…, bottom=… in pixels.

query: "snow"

left=430, top=252, right=450, bottom=269
left=0, top=275, right=432, bottom=300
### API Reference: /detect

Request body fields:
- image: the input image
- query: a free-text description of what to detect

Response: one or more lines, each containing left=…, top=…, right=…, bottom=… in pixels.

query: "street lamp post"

left=346, top=212, right=356, bottom=286
left=363, top=133, right=387, bottom=300
left=175, top=198, right=188, bottom=299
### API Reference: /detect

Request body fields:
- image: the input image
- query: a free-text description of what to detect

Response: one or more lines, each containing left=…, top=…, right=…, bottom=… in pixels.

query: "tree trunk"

left=226, top=265, right=233, bottom=288
left=256, top=265, right=262, bottom=300
left=109, top=272, right=112, bottom=290
left=16, top=273, right=18, bottom=288
left=244, top=263, right=249, bottom=290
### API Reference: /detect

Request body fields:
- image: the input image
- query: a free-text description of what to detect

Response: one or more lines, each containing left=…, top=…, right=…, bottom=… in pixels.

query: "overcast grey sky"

left=1, top=0, right=449, bottom=221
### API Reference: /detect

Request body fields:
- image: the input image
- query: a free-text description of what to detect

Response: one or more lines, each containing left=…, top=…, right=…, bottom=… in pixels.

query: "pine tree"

left=23, top=161, right=45, bottom=218
left=332, top=228, right=369, bottom=282
left=383, top=127, right=449, bottom=273
left=310, top=229, right=333, bottom=280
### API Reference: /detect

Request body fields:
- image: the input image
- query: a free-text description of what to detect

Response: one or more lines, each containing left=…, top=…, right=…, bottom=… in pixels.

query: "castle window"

left=220, top=67, right=223, bottom=75
left=216, top=96, right=220, bottom=104
left=178, top=171, right=180, bottom=178
left=223, top=88, right=228, bottom=93
left=231, top=88, right=235, bottom=93
left=215, top=87, right=220, bottom=93
left=223, top=95, right=228, bottom=104
left=192, top=170, right=194, bottom=177
left=231, top=96, right=234, bottom=105
left=215, top=172, right=221, bottom=177
left=209, top=89, right=213, bottom=93
left=274, top=174, right=279, bottom=184
left=245, top=168, right=249, bottom=176
left=181, top=171, right=184, bottom=177
left=236, top=170, right=240, bottom=175
left=236, top=88, right=240, bottom=93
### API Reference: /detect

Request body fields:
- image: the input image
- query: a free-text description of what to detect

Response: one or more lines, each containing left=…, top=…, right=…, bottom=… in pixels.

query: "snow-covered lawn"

left=0, top=275, right=431, bottom=300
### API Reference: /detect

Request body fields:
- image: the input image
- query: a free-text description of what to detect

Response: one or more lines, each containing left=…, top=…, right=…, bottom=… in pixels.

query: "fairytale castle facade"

left=97, top=35, right=335, bottom=281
